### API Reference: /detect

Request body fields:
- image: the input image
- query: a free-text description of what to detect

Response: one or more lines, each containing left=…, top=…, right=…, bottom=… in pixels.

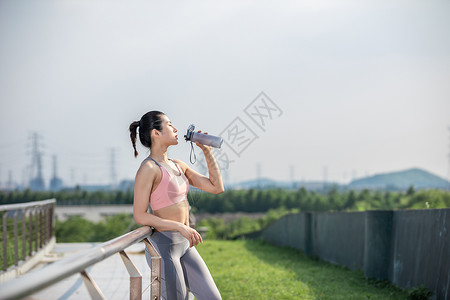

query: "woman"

left=129, top=111, right=223, bottom=300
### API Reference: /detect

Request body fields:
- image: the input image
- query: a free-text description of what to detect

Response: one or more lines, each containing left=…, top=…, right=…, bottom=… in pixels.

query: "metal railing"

left=0, top=199, right=56, bottom=275
left=0, top=226, right=161, bottom=300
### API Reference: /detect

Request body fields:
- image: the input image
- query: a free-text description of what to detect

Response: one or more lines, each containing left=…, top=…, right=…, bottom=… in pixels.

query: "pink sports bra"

left=146, top=157, right=189, bottom=211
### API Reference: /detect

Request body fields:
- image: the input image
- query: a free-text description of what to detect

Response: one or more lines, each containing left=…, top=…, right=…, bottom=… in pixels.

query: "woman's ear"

left=151, top=129, right=160, bottom=138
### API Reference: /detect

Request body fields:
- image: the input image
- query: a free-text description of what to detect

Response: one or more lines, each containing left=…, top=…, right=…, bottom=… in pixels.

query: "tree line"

left=1, top=186, right=449, bottom=213
left=188, top=186, right=449, bottom=213
left=0, top=187, right=134, bottom=206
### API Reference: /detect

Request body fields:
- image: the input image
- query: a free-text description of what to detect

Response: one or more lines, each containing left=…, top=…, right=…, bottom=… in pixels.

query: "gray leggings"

left=145, top=231, right=221, bottom=300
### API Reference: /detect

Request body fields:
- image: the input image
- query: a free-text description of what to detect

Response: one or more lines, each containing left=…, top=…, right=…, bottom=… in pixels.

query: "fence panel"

left=0, top=199, right=56, bottom=276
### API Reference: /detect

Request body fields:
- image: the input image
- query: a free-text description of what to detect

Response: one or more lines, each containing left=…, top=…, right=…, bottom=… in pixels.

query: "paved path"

left=55, top=206, right=133, bottom=222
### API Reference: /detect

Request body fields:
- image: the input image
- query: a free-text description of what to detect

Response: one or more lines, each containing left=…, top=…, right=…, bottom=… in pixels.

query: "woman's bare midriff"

left=153, top=200, right=190, bottom=229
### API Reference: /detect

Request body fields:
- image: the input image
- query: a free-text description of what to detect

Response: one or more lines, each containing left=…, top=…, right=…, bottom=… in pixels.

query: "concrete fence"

left=259, top=209, right=449, bottom=300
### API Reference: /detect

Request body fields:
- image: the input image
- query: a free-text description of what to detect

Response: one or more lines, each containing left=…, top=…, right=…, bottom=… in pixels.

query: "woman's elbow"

left=133, top=215, right=141, bottom=225
left=133, top=213, right=145, bottom=225
left=215, top=186, right=225, bottom=194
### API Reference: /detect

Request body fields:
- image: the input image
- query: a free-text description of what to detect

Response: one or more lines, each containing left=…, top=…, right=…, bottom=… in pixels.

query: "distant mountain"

left=348, top=168, right=450, bottom=190
left=227, top=178, right=337, bottom=191
left=226, top=168, right=450, bottom=191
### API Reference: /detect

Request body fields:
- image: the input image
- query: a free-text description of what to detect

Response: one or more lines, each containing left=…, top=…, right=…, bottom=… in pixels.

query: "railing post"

left=48, top=203, right=54, bottom=241
left=80, top=270, right=107, bottom=300
left=119, top=250, right=142, bottom=300
left=34, top=207, right=38, bottom=252
left=2, top=213, right=7, bottom=271
left=39, top=206, right=44, bottom=249
left=28, top=207, right=33, bottom=257
left=13, top=210, right=18, bottom=266
left=143, top=238, right=161, bottom=300
left=42, top=205, right=47, bottom=245
left=22, top=208, right=27, bottom=262
left=22, top=209, right=27, bottom=261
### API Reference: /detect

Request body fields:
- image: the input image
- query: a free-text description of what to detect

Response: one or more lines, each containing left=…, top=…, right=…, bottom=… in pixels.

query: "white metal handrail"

left=0, top=199, right=57, bottom=211
left=0, top=226, right=161, bottom=300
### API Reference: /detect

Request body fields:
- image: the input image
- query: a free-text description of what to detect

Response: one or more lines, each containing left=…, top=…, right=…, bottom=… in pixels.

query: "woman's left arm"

left=174, top=144, right=224, bottom=194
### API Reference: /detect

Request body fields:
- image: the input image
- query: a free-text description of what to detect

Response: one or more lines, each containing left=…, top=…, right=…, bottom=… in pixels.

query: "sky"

left=0, top=0, right=449, bottom=188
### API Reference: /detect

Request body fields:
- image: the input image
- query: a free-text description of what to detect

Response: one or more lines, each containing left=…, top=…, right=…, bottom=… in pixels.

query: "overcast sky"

left=1, top=0, right=449, bottom=188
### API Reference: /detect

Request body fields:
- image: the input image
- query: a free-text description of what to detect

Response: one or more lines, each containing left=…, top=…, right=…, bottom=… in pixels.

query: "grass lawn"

left=196, top=240, right=409, bottom=300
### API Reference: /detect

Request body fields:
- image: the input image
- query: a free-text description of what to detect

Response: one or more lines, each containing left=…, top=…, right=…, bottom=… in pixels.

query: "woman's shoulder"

left=137, top=158, right=161, bottom=177
left=171, top=158, right=189, bottom=172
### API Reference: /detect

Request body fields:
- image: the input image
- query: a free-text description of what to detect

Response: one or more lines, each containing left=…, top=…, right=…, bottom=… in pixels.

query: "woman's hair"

left=129, top=111, right=164, bottom=157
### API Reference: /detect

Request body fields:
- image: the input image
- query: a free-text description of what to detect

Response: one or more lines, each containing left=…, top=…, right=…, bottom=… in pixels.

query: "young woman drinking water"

left=129, top=110, right=223, bottom=300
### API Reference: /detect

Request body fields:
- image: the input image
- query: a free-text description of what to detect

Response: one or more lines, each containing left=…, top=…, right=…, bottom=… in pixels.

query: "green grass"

left=196, top=240, right=409, bottom=300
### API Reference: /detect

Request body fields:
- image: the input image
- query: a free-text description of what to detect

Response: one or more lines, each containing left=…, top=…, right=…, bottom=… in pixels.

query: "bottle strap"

left=189, top=141, right=197, bottom=164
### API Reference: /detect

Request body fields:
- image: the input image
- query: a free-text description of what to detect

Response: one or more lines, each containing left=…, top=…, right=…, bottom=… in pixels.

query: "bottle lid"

left=184, top=124, right=195, bottom=141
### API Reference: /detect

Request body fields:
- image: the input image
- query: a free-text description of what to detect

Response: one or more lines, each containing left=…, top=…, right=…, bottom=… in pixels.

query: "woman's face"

left=157, top=114, right=178, bottom=146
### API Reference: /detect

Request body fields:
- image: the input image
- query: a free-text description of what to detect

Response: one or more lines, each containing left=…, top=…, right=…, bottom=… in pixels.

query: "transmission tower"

left=50, top=154, right=63, bottom=190
left=7, top=170, right=13, bottom=190
left=110, top=148, right=117, bottom=188
left=22, top=167, right=27, bottom=188
left=29, top=132, right=45, bottom=190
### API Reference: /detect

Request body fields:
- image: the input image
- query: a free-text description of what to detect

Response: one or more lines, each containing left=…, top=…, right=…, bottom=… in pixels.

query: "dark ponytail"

left=129, top=111, right=164, bottom=157
left=129, top=121, right=140, bottom=157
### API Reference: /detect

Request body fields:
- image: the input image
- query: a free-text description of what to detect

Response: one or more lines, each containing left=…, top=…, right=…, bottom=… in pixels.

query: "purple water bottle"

left=184, top=124, right=223, bottom=148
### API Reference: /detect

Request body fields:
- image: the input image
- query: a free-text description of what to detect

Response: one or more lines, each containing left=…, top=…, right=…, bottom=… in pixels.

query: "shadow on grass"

left=242, top=239, right=409, bottom=300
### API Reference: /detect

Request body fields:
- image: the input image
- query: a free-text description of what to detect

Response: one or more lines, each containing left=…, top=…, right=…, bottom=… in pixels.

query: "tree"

left=407, top=185, right=415, bottom=196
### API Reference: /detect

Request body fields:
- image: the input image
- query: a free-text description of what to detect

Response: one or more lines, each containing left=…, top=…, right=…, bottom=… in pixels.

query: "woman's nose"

left=174, top=127, right=178, bottom=133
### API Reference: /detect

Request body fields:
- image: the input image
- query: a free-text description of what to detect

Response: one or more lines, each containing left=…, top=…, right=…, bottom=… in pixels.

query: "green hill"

left=349, top=168, right=450, bottom=190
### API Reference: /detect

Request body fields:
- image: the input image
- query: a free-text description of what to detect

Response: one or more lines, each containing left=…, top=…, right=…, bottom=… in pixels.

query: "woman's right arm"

left=133, top=163, right=202, bottom=247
